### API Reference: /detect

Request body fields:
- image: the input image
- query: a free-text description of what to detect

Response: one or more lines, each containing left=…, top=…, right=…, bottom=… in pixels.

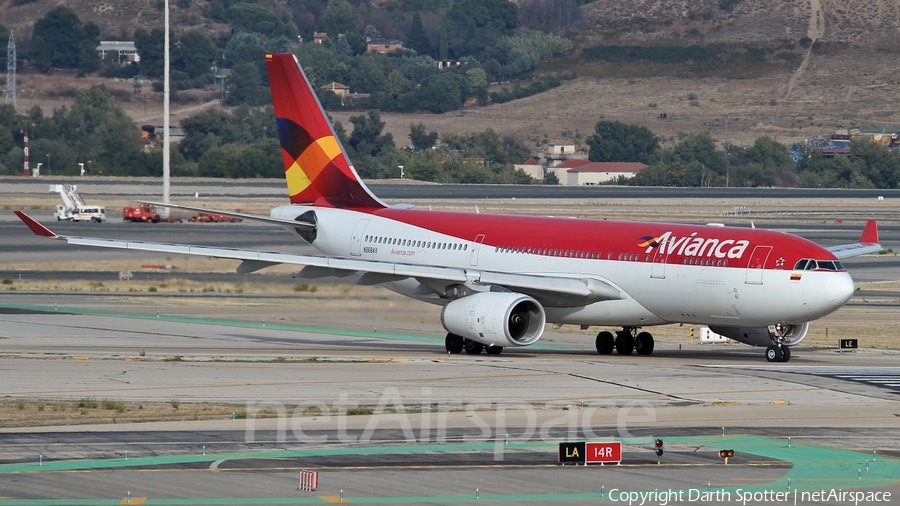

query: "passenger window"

left=464, top=244, right=468, bottom=250
left=794, top=259, right=808, bottom=270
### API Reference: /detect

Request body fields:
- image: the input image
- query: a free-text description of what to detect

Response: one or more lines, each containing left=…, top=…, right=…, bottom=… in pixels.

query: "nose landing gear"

left=765, top=344, right=791, bottom=362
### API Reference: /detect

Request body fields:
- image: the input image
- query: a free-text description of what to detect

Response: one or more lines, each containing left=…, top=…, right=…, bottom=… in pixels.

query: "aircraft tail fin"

left=264, top=53, right=385, bottom=209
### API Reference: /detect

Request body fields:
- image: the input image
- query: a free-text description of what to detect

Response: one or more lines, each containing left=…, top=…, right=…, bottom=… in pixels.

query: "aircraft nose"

left=826, top=272, right=855, bottom=306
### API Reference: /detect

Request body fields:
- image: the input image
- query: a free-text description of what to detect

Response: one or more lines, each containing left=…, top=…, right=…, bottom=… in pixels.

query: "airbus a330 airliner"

left=16, top=53, right=883, bottom=362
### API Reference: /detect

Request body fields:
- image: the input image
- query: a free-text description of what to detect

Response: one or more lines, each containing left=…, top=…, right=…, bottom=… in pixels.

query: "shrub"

left=101, top=399, right=126, bottom=413
left=78, top=398, right=99, bottom=409
left=1, top=279, right=13, bottom=285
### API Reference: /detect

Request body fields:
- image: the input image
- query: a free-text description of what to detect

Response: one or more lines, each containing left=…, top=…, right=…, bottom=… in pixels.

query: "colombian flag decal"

left=638, top=236, right=661, bottom=248
left=790, top=273, right=802, bottom=281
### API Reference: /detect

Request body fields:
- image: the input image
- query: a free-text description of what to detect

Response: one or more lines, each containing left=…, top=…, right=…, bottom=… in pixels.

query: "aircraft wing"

left=14, top=212, right=622, bottom=305
left=827, top=220, right=883, bottom=259
left=137, top=201, right=314, bottom=229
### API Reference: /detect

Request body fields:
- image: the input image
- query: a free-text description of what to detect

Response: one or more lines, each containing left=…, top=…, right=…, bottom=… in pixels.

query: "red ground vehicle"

left=123, top=204, right=160, bottom=223
left=189, top=212, right=243, bottom=223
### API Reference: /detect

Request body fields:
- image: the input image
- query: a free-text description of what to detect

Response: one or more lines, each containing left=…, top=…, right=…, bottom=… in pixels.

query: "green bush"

left=78, top=398, right=99, bottom=409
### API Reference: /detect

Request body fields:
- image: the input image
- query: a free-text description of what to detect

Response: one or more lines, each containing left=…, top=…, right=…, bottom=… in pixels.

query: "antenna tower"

left=5, top=31, right=16, bottom=111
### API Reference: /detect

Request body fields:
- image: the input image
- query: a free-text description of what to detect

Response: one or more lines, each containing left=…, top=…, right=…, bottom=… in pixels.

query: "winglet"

left=859, top=220, right=879, bottom=244
left=14, top=211, right=58, bottom=238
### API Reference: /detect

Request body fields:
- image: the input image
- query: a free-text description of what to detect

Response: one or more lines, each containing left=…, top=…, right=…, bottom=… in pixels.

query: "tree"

left=419, top=73, right=466, bottom=113
left=348, top=111, right=394, bottom=158
left=466, top=68, right=488, bottom=103
left=179, top=109, right=239, bottom=161
left=438, top=24, right=449, bottom=60
left=386, top=70, right=410, bottom=97
left=320, top=0, right=357, bottom=37
left=409, top=123, right=438, bottom=150
left=31, top=6, right=101, bottom=72
left=292, top=43, right=347, bottom=88
left=742, top=136, right=792, bottom=167
left=669, top=133, right=727, bottom=177
left=407, top=13, right=432, bottom=56
left=587, top=121, right=659, bottom=164
left=227, top=62, right=268, bottom=105
left=346, top=56, right=386, bottom=94
left=543, top=171, right=559, bottom=185
left=176, top=30, right=218, bottom=79
left=347, top=111, right=395, bottom=177
left=443, top=0, right=517, bottom=57
left=227, top=3, right=285, bottom=37
left=135, top=27, right=165, bottom=78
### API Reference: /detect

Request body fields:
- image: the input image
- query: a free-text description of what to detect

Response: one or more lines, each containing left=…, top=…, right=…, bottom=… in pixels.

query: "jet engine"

left=440, top=292, right=545, bottom=347
left=709, top=322, right=810, bottom=347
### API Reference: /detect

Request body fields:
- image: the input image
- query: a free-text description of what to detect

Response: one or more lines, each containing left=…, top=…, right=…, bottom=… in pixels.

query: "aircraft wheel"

left=595, top=331, right=615, bottom=355
left=635, top=332, right=654, bottom=355
left=485, top=345, right=503, bottom=355
left=464, top=339, right=484, bottom=355
left=445, top=333, right=464, bottom=354
left=615, top=333, right=634, bottom=355
left=765, top=345, right=783, bottom=362
left=779, top=346, right=791, bottom=362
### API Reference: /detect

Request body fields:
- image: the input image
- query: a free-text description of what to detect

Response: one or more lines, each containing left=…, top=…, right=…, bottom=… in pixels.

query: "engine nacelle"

left=709, top=322, right=810, bottom=347
left=440, top=292, right=546, bottom=347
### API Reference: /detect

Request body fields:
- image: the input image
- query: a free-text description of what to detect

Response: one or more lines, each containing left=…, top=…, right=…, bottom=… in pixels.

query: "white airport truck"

left=50, top=184, right=106, bottom=222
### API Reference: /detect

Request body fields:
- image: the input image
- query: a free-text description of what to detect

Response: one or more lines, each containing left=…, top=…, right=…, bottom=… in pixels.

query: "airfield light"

left=655, top=438, right=664, bottom=457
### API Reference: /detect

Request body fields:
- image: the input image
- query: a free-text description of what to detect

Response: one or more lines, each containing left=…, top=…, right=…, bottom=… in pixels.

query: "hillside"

left=3, top=0, right=900, bottom=147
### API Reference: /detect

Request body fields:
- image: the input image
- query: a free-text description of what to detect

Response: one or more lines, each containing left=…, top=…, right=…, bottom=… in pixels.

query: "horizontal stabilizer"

left=827, top=220, right=883, bottom=259
left=138, top=201, right=315, bottom=228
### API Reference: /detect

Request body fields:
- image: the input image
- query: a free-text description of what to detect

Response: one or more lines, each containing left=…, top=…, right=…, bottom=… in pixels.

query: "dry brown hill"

left=3, top=0, right=900, bottom=146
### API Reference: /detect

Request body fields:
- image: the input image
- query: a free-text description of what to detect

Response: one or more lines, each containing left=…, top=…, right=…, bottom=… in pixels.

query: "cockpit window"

left=816, top=260, right=836, bottom=271
left=799, top=259, right=843, bottom=271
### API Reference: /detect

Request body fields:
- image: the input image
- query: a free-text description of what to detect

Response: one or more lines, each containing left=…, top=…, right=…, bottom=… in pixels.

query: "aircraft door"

left=350, top=219, right=370, bottom=256
left=745, top=245, right=772, bottom=284
left=650, top=246, right=667, bottom=278
left=469, top=234, right=485, bottom=266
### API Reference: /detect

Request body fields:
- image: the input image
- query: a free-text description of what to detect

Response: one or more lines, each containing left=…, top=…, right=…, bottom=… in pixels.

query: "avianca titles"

left=15, top=52, right=883, bottom=363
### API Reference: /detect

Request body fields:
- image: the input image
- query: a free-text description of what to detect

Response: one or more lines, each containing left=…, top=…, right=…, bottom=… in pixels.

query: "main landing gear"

left=765, top=344, right=791, bottom=362
left=596, top=327, right=654, bottom=356
left=445, top=333, right=503, bottom=355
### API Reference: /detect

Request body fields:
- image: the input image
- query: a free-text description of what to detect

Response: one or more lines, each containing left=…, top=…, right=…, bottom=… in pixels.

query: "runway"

left=7, top=176, right=900, bottom=199
left=1, top=302, right=899, bottom=504
left=2, top=185, right=899, bottom=504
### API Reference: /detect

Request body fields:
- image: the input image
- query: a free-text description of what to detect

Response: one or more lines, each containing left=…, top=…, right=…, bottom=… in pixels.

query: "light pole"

left=162, top=0, right=171, bottom=218
left=398, top=165, right=404, bottom=179
left=46, top=154, right=50, bottom=176
left=88, top=160, right=92, bottom=175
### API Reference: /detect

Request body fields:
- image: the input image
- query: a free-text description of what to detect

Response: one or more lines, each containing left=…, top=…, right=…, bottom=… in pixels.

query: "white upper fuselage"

left=272, top=205, right=855, bottom=329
